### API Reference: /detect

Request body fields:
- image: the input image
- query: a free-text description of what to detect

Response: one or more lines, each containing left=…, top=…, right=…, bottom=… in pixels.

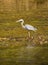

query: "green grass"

left=0, top=47, right=48, bottom=65
left=0, top=9, right=48, bottom=65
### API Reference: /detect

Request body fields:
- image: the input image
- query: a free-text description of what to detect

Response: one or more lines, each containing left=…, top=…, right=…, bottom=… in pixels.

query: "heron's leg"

left=28, top=31, right=30, bottom=38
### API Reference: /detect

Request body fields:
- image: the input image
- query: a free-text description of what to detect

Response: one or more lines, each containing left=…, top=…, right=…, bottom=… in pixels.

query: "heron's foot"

left=26, top=36, right=33, bottom=42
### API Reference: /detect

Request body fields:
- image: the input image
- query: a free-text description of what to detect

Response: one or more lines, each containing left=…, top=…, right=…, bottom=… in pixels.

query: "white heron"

left=16, top=19, right=37, bottom=37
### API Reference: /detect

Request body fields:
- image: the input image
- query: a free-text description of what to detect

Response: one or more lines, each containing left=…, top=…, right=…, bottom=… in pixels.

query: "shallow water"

left=0, top=9, right=48, bottom=65
left=0, top=46, right=48, bottom=65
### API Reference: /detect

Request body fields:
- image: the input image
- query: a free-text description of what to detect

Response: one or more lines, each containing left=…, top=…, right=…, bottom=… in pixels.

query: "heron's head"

left=16, top=19, right=24, bottom=23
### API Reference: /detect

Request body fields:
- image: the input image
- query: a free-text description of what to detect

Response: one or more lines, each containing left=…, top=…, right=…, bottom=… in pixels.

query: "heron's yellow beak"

left=16, top=20, right=19, bottom=22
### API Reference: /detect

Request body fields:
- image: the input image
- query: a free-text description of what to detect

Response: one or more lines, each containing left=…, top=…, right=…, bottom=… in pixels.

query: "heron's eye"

left=20, top=21, right=22, bottom=22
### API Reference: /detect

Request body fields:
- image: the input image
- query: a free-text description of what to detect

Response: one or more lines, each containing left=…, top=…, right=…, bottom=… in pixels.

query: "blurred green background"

left=0, top=0, right=48, bottom=65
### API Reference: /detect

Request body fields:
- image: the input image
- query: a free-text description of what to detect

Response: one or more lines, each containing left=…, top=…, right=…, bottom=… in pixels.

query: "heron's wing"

left=25, top=24, right=37, bottom=31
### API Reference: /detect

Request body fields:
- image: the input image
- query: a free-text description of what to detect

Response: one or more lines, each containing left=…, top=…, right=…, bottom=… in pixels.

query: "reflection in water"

left=26, top=45, right=34, bottom=48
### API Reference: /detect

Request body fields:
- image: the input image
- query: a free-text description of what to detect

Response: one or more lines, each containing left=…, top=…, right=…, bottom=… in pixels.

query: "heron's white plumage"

left=16, top=19, right=37, bottom=31
left=25, top=24, right=37, bottom=31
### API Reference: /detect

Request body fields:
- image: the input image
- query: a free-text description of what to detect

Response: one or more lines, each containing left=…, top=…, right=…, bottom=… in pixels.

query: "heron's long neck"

left=21, top=21, right=25, bottom=28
